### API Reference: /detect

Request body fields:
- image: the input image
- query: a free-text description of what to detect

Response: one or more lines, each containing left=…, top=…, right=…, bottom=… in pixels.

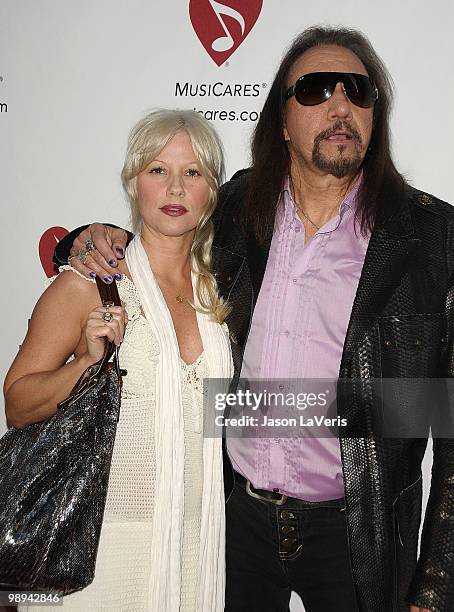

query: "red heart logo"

left=39, top=226, right=69, bottom=277
left=189, top=0, right=263, bottom=66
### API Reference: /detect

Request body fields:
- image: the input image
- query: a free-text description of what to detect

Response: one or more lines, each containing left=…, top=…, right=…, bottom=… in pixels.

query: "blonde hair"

left=121, top=109, right=229, bottom=323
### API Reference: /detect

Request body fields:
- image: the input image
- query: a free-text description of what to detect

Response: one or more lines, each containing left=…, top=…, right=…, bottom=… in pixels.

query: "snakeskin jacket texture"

left=54, top=171, right=454, bottom=612
left=213, top=171, right=454, bottom=612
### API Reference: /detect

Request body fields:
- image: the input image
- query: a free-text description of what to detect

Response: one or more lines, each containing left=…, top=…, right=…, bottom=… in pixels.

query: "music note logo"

left=189, top=0, right=263, bottom=66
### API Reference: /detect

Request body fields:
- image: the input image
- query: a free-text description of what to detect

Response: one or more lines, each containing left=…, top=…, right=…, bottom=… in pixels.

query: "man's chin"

left=312, top=153, right=362, bottom=179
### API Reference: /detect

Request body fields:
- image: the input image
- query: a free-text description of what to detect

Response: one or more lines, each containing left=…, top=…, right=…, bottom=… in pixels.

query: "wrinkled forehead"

left=287, top=45, right=369, bottom=86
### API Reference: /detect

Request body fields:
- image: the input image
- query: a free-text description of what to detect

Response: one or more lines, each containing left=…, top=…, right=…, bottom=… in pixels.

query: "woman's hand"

left=84, top=305, right=128, bottom=363
left=70, top=224, right=129, bottom=282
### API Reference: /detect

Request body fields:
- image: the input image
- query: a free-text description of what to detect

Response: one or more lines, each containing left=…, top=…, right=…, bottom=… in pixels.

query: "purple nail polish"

left=115, top=247, right=124, bottom=256
left=109, top=259, right=117, bottom=266
left=104, top=275, right=113, bottom=283
left=114, top=272, right=122, bottom=280
left=89, top=271, right=96, bottom=279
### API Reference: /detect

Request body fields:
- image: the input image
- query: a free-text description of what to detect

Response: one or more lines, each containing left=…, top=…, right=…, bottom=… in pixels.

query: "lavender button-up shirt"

left=227, top=176, right=370, bottom=501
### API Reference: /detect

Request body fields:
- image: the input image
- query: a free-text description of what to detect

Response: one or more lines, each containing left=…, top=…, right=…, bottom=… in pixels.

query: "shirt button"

left=294, top=226, right=301, bottom=233
left=292, top=278, right=297, bottom=284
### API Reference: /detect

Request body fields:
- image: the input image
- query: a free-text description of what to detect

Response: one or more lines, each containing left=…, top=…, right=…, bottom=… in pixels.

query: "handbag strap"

left=94, top=277, right=121, bottom=368
left=95, top=276, right=121, bottom=307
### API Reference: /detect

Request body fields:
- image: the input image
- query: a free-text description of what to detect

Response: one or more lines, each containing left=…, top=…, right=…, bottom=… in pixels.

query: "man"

left=55, top=27, right=453, bottom=612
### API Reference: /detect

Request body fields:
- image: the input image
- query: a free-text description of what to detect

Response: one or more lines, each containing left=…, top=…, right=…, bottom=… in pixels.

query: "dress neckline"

left=180, top=352, right=205, bottom=368
left=120, top=275, right=205, bottom=370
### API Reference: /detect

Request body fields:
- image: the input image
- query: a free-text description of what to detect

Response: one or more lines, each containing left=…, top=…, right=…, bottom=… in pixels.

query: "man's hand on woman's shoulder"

left=69, top=223, right=129, bottom=282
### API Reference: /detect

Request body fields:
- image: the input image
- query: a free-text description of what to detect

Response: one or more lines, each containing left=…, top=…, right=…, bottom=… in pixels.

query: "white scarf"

left=126, top=235, right=232, bottom=611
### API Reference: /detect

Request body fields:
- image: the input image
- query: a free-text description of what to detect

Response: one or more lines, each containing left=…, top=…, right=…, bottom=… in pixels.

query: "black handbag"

left=0, top=277, right=124, bottom=596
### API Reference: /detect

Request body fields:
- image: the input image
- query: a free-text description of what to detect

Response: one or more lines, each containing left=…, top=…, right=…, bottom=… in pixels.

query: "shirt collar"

left=279, top=172, right=363, bottom=232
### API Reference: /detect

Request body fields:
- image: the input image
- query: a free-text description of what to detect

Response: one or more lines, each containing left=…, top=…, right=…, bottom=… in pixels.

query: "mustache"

left=314, top=121, right=362, bottom=146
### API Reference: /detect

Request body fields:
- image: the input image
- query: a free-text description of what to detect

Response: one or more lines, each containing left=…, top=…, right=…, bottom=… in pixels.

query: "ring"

left=84, top=238, right=96, bottom=252
left=77, top=249, right=93, bottom=264
left=68, top=255, right=76, bottom=264
left=102, top=311, right=113, bottom=322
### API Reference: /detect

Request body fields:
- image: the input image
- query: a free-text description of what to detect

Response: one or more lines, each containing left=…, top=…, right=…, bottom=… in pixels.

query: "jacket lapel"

left=212, top=245, right=246, bottom=301
left=340, top=200, right=421, bottom=371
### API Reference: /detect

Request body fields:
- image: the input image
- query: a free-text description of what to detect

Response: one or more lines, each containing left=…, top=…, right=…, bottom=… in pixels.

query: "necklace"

left=288, top=176, right=321, bottom=231
left=296, top=205, right=321, bottom=230
left=140, top=237, right=191, bottom=305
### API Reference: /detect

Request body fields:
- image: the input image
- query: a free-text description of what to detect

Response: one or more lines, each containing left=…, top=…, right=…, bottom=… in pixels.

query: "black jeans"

left=225, top=474, right=359, bottom=612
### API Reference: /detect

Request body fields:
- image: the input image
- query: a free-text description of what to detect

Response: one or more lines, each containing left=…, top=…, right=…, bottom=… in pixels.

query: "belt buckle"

left=246, top=480, right=288, bottom=506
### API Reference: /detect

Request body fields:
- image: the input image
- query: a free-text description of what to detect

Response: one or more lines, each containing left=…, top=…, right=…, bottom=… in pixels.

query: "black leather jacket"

left=55, top=171, right=454, bottom=612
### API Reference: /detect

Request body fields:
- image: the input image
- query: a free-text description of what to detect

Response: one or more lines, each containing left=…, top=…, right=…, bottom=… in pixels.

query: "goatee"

left=312, top=121, right=364, bottom=178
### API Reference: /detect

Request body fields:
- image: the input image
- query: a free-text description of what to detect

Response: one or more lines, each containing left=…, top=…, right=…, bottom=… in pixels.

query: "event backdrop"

left=1, top=2, right=453, bottom=610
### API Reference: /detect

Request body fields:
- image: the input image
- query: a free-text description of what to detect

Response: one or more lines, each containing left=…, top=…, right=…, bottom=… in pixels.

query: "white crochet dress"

left=21, top=271, right=207, bottom=611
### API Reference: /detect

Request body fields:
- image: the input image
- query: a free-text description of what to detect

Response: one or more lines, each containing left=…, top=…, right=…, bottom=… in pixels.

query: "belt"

left=234, top=471, right=288, bottom=505
left=234, top=471, right=346, bottom=510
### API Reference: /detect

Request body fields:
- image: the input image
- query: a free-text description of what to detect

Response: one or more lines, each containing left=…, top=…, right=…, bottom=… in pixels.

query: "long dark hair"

left=247, top=26, right=407, bottom=243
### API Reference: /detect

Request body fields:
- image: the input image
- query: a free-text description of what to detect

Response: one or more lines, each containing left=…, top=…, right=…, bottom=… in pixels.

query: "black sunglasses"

left=285, top=72, right=378, bottom=108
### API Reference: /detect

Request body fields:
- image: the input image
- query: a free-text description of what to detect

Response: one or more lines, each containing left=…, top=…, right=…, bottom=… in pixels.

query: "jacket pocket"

left=378, top=314, right=445, bottom=437
left=379, top=313, right=444, bottom=378
left=393, top=476, right=423, bottom=610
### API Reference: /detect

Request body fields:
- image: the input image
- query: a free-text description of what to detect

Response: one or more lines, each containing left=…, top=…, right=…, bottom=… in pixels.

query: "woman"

left=3, top=110, right=233, bottom=611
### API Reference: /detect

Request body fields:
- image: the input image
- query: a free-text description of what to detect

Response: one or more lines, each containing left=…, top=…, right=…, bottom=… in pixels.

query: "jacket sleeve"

left=53, top=224, right=134, bottom=266
left=407, top=242, right=454, bottom=610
